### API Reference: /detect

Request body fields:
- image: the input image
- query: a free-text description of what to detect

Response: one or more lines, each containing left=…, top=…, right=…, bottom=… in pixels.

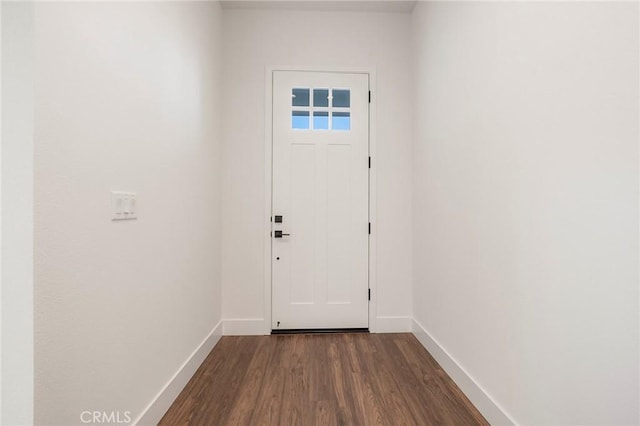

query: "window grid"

left=292, top=87, right=351, bottom=131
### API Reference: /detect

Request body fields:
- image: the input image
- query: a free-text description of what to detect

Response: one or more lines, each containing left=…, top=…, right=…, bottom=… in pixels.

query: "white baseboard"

left=223, top=318, right=267, bottom=335
left=411, top=319, right=516, bottom=426
left=374, top=316, right=412, bottom=333
left=133, top=320, right=223, bottom=426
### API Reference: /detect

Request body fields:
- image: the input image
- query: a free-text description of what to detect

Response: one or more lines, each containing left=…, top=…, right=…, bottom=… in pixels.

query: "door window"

left=291, top=88, right=351, bottom=131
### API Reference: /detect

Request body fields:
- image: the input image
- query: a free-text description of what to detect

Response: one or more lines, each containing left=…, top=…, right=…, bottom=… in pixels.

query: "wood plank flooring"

left=160, top=333, right=488, bottom=426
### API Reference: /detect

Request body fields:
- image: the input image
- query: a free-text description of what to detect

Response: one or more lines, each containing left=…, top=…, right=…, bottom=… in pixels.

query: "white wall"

left=1, top=2, right=34, bottom=424
left=411, top=2, right=639, bottom=425
left=221, top=7, right=413, bottom=332
left=0, top=2, right=2, bottom=420
left=33, top=2, right=223, bottom=424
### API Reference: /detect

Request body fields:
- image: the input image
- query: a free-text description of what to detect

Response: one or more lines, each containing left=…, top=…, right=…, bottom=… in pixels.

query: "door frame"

left=263, top=66, right=378, bottom=334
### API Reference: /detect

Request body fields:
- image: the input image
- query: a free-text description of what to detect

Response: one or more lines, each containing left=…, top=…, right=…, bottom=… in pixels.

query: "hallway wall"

left=411, top=2, right=639, bottom=424
left=1, top=2, right=35, bottom=424
left=33, top=2, right=223, bottom=424
left=221, top=7, right=413, bottom=332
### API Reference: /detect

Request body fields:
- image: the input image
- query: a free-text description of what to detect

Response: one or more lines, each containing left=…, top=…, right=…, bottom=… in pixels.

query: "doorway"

left=271, top=71, right=370, bottom=331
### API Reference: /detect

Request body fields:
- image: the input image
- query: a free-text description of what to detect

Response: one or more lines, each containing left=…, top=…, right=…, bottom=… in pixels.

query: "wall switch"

left=112, top=191, right=137, bottom=221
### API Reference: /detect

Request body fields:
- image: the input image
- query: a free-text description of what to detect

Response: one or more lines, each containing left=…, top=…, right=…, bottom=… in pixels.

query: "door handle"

left=274, top=230, right=291, bottom=238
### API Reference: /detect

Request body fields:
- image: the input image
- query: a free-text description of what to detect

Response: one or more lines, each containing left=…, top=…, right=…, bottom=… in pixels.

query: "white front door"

left=272, top=71, right=369, bottom=331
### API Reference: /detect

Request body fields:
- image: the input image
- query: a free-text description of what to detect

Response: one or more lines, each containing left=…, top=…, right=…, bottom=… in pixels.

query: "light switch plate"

left=112, top=191, right=137, bottom=221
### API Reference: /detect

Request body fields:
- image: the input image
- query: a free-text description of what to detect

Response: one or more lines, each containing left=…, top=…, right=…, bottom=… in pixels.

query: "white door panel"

left=272, top=71, right=369, bottom=330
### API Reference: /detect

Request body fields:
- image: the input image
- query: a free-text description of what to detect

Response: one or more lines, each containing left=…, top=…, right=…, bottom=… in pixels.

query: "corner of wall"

left=223, top=318, right=268, bottom=336
left=374, top=316, right=412, bottom=333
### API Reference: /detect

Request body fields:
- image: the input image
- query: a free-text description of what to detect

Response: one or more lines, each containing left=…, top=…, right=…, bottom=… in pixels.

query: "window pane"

left=313, top=112, right=329, bottom=130
left=292, top=88, right=310, bottom=107
left=332, top=112, right=350, bottom=130
left=292, top=111, right=309, bottom=129
left=332, top=89, right=350, bottom=108
left=313, top=89, right=329, bottom=107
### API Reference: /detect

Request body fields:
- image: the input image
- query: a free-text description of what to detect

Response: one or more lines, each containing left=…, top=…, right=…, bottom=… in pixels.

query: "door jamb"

left=263, top=66, right=378, bottom=334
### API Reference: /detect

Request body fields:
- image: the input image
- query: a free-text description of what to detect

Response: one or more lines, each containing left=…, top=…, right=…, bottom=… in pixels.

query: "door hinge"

left=368, top=156, right=371, bottom=168
left=368, top=222, right=371, bottom=234
left=368, top=289, right=371, bottom=301
left=368, top=91, right=371, bottom=103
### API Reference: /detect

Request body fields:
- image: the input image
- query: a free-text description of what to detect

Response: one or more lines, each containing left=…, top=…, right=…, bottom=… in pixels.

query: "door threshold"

left=271, top=328, right=369, bottom=335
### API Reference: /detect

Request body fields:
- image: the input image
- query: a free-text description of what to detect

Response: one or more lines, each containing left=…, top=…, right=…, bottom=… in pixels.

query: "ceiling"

left=220, top=0, right=417, bottom=14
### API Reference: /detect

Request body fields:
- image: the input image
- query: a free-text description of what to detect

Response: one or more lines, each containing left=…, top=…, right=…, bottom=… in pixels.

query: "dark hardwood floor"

left=160, top=333, right=488, bottom=425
